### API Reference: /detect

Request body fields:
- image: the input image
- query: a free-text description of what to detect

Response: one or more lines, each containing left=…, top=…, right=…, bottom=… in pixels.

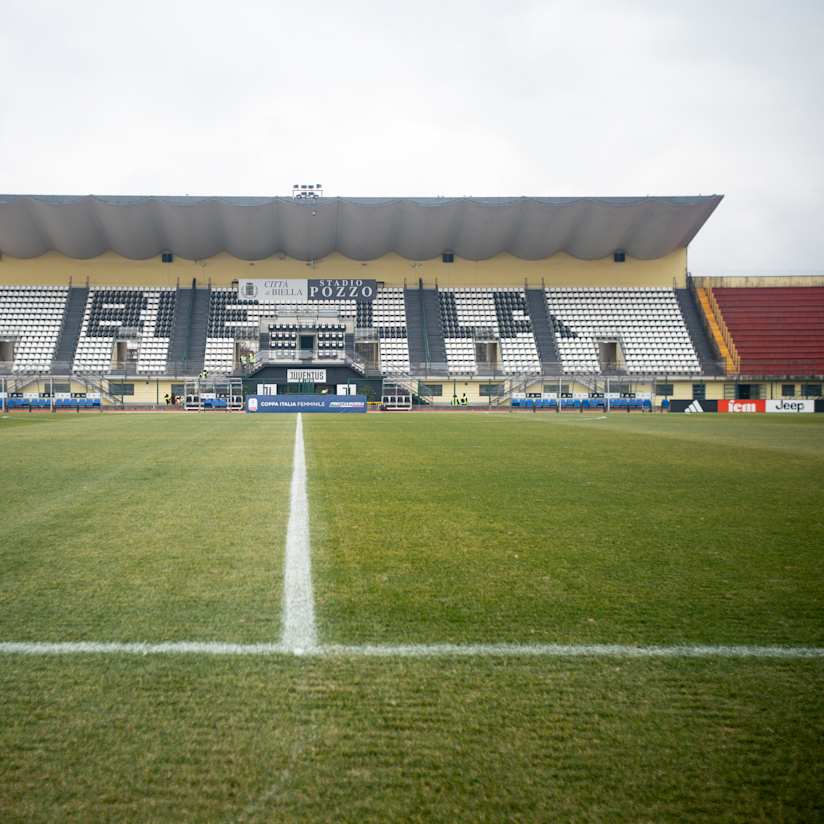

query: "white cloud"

left=0, top=0, right=821, bottom=273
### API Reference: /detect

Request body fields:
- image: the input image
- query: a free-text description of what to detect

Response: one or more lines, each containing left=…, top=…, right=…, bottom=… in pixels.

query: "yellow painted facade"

left=694, top=275, right=824, bottom=289
left=0, top=249, right=687, bottom=289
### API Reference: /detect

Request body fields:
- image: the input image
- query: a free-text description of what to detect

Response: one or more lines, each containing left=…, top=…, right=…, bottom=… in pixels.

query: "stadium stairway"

left=167, top=285, right=194, bottom=372
left=186, top=284, right=211, bottom=375
left=695, top=286, right=738, bottom=373
left=420, top=288, right=447, bottom=373
left=525, top=288, right=560, bottom=367
left=404, top=284, right=447, bottom=374
left=675, top=288, right=724, bottom=375
left=403, top=288, right=427, bottom=366
left=52, top=286, right=89, bottom=372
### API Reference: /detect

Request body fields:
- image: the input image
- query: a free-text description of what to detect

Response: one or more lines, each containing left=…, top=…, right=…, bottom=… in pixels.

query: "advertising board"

left=246, top=394, right=367, bottom=413
left=237, top=279, right=376, bottom=302
left=765, top=400, right=814, bottom=413
left=718, top=400, right=765, bottom=413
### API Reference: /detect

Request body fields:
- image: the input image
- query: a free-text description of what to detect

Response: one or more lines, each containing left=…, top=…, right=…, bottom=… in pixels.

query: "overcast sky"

left=1, top=0, right=822, bottom=274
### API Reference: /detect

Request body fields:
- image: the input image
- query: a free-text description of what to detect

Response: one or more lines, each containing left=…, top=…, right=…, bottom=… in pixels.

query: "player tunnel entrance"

left=0, top=338, right=15, bottom=363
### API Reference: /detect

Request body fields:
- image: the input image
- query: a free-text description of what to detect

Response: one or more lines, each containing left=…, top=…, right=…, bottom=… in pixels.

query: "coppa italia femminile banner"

left=717, top=400, right=766, bottom=413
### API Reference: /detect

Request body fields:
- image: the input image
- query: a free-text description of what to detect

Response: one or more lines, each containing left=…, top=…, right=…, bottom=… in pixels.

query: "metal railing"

left=2, top=358, right=823, bottom=383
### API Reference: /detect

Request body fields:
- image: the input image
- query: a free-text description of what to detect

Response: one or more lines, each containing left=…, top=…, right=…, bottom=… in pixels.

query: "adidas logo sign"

left=685, top=400, right=704, bottom=414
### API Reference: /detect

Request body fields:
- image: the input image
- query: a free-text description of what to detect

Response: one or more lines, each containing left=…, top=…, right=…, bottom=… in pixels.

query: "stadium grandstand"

left=1, top=192, right=822, bottom=412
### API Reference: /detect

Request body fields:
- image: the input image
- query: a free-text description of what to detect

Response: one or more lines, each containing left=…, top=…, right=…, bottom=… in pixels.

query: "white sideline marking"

left=320, top=643, right=824, bottom=659
left=0, top=642, right=286, bottom=655
left=5, top=411, right=821, bottom=663
left=280, top=413, right=317, bottom=653
left=0, top=642, right=821, bottom=659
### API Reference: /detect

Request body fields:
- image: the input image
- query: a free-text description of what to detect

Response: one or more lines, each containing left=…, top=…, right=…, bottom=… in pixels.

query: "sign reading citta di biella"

left=237, top=279, right=377, bottom=302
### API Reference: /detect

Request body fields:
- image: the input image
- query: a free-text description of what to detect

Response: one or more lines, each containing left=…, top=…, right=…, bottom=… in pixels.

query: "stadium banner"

left=238, top=279, right=308, bottom=302
left=308, top=279, right=376, bottom=300
left=246, top=394, right=367, bottom=413
left=287, top=368, right=327, bottom=383
left=765, top=400, right=814, bottom=413
left=717, top=400, right=765, bottom=413
left=669, top=399, right=718, bottom=413
left=817, top=399, right=824, bottom=413
left=237, top=278, right=376, bottom=302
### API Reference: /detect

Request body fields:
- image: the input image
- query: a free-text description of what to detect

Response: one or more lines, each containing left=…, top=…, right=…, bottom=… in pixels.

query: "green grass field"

left=1, top=411, right=823, bottom=822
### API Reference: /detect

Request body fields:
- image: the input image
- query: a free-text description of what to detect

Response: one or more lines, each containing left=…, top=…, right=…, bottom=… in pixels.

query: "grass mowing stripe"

left=0, top=415, right=294, bottom=642
left=280, top=414, right=317, bottom=652
left=306, top=414, right=824, bottom=646
left=3, top=655, right=820, bottom=822
left=1, top=642, right=822, bottom=658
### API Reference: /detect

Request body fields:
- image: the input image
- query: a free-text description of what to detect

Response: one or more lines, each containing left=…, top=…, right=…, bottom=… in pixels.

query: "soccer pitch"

left=1, top=411, right=823, bottom=821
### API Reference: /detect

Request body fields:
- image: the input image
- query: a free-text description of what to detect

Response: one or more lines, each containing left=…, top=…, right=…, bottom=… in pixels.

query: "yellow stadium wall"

left=693, top=275, right=824, bottom=289
left=0, top=249, right=687, bottom=289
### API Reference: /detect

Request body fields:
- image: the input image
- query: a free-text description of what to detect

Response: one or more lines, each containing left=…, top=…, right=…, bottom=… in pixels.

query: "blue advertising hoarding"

left=246, top=394, right=367, bottom=413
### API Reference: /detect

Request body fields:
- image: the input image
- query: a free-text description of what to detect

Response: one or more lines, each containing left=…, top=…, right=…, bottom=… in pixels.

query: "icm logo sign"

left=766, top=400, right=814, bottom=413
left=718, top=400, right=766, bottom=413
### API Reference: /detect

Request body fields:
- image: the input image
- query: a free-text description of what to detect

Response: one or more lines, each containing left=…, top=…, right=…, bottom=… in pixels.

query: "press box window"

left=692, top=383, right=706, bottom=400
left=109, top=382, right=135, bottom=396
left=545, top=384, right=569, bottom=394
left=802, top=383, right=822, bottom=397
left=782, top=384, right=795, bottom=397
left=420, top=384, right=443, bottom=397
left=655, top=383, right=674, bottom=396
left=479, top=383, right=504, bottom=397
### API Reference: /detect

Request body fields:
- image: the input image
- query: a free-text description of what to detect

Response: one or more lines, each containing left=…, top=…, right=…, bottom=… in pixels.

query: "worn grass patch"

left=307, top=413, right=824, bottom=646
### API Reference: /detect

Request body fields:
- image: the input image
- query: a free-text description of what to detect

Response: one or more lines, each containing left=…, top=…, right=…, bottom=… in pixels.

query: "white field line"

left=280, top=413, right=317, bottom=653
left=4, top=411, right=822, bottom=662
left=0, top=642, right=822, bottom=659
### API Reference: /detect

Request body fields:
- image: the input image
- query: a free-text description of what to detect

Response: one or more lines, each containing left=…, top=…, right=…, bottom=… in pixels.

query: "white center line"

left=280, top=413, right=317, bottom=653
left=0, top=642, right=821, bottom=658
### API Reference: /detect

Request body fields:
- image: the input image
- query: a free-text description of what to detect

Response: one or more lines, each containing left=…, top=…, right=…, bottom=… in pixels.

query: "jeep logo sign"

left=766, top=400, right=814, bottom=413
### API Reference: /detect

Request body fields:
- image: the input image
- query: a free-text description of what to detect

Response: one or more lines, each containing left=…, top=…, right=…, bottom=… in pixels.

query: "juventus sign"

left=287, top=369, right=327, bottom=384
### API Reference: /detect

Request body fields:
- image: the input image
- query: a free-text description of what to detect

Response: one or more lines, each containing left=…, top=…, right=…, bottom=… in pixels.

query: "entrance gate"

left=184, top=377, right=244, bottom=411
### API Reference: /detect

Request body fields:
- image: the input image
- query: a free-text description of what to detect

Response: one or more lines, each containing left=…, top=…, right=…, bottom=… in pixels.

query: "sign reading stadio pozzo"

left=246, top=394, right=367, bottom=413
left=237, top=279, right=376, bottom=302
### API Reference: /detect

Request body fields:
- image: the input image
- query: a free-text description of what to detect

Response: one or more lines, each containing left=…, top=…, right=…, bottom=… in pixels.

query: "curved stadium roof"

left=0, top=194, right=722, bottom=262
